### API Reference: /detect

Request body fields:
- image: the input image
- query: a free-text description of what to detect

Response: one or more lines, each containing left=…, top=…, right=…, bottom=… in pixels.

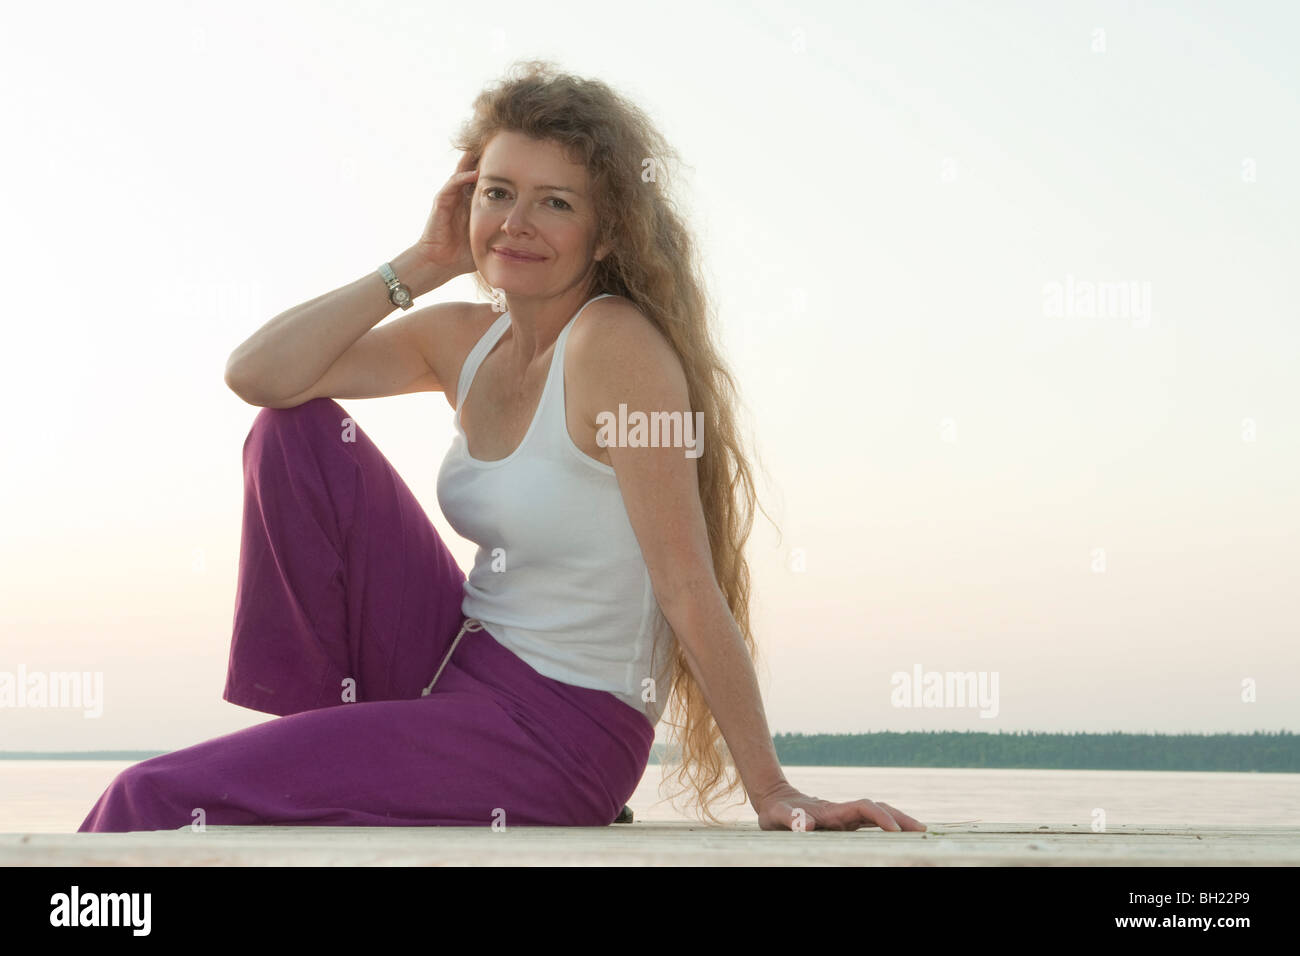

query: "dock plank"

left=4, top=822, right=1298, bottom=866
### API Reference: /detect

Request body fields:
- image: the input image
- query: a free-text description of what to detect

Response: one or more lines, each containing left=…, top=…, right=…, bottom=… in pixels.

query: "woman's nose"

left=502, top=204, right=532, bottom=232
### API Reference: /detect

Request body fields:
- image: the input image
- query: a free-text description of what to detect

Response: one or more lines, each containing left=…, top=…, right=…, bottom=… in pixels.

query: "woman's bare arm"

left=224, top=246, right=454, bottom=407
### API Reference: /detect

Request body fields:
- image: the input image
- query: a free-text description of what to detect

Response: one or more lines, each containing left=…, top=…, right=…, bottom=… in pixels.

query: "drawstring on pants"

left=421, top=618, right=484, bottom=697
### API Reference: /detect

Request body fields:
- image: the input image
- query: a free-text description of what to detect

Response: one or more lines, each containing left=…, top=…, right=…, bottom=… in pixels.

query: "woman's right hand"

left=413, top=150, right=480, bottom=277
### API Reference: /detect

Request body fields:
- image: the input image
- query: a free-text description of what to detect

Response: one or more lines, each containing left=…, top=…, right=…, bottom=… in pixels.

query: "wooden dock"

left=4, top=822, right=1297, bottom=866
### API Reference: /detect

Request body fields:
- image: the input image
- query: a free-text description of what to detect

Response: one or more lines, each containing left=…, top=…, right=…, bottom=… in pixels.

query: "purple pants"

left=78, top=398, right=654, bottom=832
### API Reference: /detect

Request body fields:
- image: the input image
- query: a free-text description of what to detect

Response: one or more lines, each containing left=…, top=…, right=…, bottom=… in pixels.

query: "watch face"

left=393, top=285, right=411, bottom=306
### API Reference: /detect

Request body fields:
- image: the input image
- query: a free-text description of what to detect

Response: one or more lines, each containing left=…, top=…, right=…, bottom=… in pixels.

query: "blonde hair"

left=452, top=59, right=780, bottom=824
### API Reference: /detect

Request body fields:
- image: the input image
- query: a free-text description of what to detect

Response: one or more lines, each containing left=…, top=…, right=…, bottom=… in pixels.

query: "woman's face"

left=469, top=130, right=610, bottom=297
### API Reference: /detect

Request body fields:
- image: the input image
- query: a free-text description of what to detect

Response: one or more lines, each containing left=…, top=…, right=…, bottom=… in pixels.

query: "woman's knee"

left=256, top=396, right=345, bottom=428
left=245, top=397, right=350, bottom=450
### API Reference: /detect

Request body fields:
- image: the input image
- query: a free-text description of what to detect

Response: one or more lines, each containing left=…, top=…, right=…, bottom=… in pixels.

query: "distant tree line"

left=649, top=729, right=1298, bottom=771
left=6, top=730, right=1297, bottom=773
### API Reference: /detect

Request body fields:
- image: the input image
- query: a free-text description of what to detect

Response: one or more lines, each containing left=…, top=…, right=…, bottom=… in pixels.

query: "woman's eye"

left=482, top=187, right=569, bottom=210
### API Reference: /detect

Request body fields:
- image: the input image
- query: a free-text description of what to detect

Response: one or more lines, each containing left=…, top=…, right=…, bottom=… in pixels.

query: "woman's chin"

left=486, top=277, right=541, bottom=297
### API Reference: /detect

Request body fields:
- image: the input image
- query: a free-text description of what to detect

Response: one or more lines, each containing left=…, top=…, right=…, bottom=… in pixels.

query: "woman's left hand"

left=755, top=782, right=927, bottom=832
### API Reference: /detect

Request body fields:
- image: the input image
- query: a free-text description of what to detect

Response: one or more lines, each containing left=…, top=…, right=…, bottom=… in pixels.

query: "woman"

left=79, top=60, right=925, bottom=833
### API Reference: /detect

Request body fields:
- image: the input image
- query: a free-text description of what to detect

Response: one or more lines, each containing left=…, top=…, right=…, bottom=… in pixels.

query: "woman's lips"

left=493, top=248, right=545, bottom=262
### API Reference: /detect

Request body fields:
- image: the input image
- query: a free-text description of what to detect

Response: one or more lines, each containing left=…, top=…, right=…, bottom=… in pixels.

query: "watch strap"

left=377, top=262, right=413, bottom=310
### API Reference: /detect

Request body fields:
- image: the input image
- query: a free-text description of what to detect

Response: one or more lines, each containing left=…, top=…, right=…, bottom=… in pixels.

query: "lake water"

left=2, top=761, right=1297, bottom=831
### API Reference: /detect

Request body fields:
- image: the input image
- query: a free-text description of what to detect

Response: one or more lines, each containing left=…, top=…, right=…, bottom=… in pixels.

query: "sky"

left=1, top=0, right=1297, bottom=751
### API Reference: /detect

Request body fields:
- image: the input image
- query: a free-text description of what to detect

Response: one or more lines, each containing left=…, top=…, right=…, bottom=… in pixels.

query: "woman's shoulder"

left=568, top=295, right=686, bottom=395
left=572, top=295, right=672, bottom=355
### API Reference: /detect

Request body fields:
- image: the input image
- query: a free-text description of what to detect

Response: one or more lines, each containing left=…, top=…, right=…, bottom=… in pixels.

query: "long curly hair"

left=450, top=59, right=781, bottom=824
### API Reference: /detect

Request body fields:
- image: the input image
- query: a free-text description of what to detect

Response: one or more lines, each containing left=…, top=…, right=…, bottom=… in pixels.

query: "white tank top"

left=435, top=293, right=676, bottom=728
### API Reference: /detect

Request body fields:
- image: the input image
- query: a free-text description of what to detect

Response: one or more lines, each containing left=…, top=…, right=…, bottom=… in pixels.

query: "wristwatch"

left=378, top=262, right=413, bottom=310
